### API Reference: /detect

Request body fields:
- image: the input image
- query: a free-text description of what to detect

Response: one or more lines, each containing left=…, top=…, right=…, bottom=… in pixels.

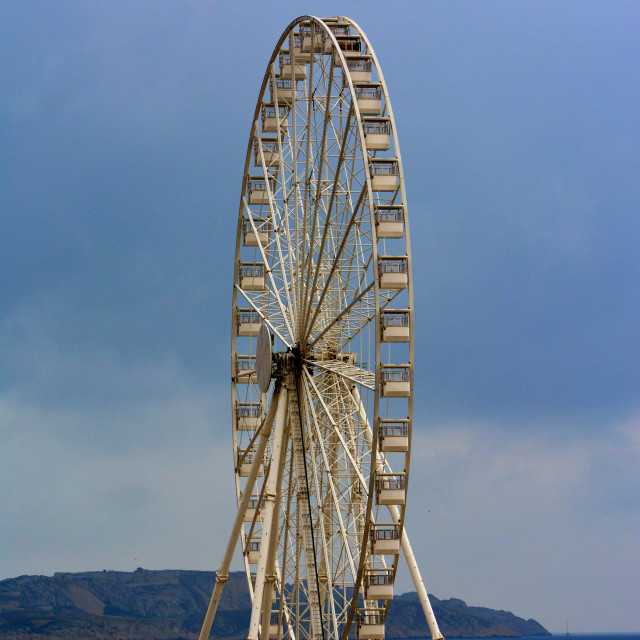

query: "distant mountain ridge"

left=0, top=568, right=550, bottom=639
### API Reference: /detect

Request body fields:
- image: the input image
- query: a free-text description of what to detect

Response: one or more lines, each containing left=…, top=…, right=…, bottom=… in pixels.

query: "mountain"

left=0, top=569, right=550, bottom=639
left=387, top=592, right=550, bottom=638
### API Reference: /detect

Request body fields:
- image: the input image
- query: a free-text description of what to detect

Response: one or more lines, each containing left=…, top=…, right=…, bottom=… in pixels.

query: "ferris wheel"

left=200, top=16, right=443, bottom=640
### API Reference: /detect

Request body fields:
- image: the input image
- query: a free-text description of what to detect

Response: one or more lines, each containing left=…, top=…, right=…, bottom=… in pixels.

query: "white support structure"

left=198, top=384, right=283, bottom=640
left=248, top=388, right=289, bottom=640
left=388, top=502, right=444, bottom=640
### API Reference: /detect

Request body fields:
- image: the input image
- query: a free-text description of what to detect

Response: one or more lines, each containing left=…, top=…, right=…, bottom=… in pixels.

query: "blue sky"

left=1, top=0, right=639, bottom=633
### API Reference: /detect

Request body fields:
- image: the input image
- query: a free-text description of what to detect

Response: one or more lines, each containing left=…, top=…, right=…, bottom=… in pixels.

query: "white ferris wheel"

left=200, top=15, right=444, bottom=640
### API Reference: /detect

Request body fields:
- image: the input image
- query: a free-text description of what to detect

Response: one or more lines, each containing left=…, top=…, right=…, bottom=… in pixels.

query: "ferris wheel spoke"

left=300, top=372, right=372, bottom=640
left=301, top=375, right=360, bottom=579
left=306, top=359, right=374, bottom=390
left=299, top=56, right=331, bottom=331
left=285, top=78, right=301, bottom=334
left=235, top=284, right=291, bottom=347
left=249, top=389, right=289, bottom=640
left=301, top=104, right=357, bottom=336
left=302, top=178, right=366, bottom=345
left=302, top=368, right=369, bottom=492
left=306, top=229, right=376, bottom=349
left=302, top=379, right=369, bottom=564
left=276, top=444, right=300, bottom=640
left=241, top=196, right=295, bottom=344
left=301, top=61, right=335, bottom=329
left=334, top=288, right=403, bottom=353
left=307, top=280, right=373, bottom=349
left=242, top=165, right=297, bottom=335
left=299, top=42, right=316, bottom=330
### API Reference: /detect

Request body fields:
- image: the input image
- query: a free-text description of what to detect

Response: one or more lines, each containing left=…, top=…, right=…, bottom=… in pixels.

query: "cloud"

left=1, top=0, right=639, bottom=634
left=0, top=374, right=236, bottom=578
left=619, top=412, right=640, bottom=457
left=405, top=416, right=640, bottom=631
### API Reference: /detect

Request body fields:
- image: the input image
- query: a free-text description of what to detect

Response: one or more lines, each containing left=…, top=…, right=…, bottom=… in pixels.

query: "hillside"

left=0, top=569, right=550, bottom=639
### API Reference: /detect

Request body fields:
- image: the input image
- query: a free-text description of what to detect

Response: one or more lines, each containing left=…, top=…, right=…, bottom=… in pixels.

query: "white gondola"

left=236, top=402, right=262, bottom=430
left=237, top=448, right=264, bottom=477
left=270, top=75, right=295, bottom=104
left=242, top=217, right=270, bottom=247
left=378, top=256, right=408, bottom=290
left=370, top=524, right=401, bottom=555
left=325, top=21, right=351, bottom=53
left=379, top=419, right=409, bottom=452
left=244, top=496, right=262, bottom=522
left=364, top=568, right=394, bottom=601
left=318, top=24, right=351, bottom=54
left=236, top=309, right=262, bottom=337
left=380, top=309, right=410, bottom=342
left=355, top=83, right=382, bottom=115
left=239, top=262, right=266, bottom=291
left=369, top=158, right=399, bottom=191
left=234, top=355, right=256, bottom=383
left=279, top=50, right=306, bottom=79
left=291, top=32, right=311, bottom=61
left=247, top=176, right=274, bottom=205
left=381, top=364, right=411, bottom=397
left=325, top=19, right=350, bottom=35
left=246, top=540, right=261, bottom=564
left=250, top=575, right=277, bottom=603
left=343, top=56, right=372, bottom=83
left=375, top=473, right=406, bottom=505
left=362, top=117, right=390, bottom=150
left=300, top=23, right=326, bottom=53
left=356, top=609, right=385, bottom=640
left=261, top=104, right=289, bottom=134
left=333, top=34, right=362, bottom=61
left=253, top=139, right=280, bottom=167
left=375, top=205, right=404, bottom=238
left=269, top=614, right=282, bottom=638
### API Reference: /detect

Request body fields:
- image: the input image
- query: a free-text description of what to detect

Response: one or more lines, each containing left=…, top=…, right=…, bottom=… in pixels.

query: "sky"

left=1, top=0, right=639, bottom=634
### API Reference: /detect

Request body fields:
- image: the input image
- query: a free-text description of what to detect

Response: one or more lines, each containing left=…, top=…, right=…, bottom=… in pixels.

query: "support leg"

left=387, top=503, right=444, bottom=640
left=248, top=387, right=289, bottom=640
left=350, top=387, right=444, bottom=640
left=259, top=400, right=289, bottom=639
left=198, top=383, right=283, bottom=640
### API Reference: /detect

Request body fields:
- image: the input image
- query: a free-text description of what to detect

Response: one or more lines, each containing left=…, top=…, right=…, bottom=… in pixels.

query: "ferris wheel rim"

left=230, top=15, right=414, bottom=640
